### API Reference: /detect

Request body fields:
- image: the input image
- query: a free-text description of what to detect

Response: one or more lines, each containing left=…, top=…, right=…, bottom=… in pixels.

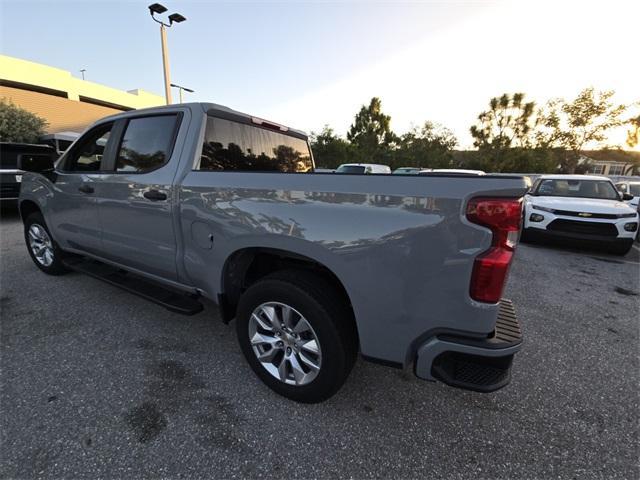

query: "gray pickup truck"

left=18, top=103, right=527, bottom=403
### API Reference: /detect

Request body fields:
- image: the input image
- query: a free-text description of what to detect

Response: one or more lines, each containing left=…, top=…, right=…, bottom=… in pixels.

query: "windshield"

left=336, top=165, right=365, bottom=174
left=534, top=179, right=619, bottom=200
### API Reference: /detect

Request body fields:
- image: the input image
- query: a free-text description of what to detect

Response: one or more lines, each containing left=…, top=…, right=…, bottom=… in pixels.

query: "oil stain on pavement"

left=125, top=345, right=246, bottom=450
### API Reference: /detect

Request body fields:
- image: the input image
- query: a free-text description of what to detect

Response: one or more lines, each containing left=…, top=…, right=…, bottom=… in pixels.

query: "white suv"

left=615, top=180, right=640, bottom=210
left=523, top=175, right=638, bottom=255
left=335, top=163, right=391, bottom=174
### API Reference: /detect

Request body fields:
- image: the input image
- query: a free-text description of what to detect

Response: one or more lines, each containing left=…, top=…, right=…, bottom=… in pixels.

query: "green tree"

left=470, top=93, right=537, bottom=148
left=502, top=148, right=558, bottom=173
left=453, top=147, right=557, bottom=174
left=626, top=113, right=640, bottom=149
left=0, top=98, right=48, bottom=143
left=538, top=88, right=627, bottom=173
left=394, top=122, right=457, bottom=169
left=309, top=126, right=353, bottom=169
left=347, top=97, right=396, bottom=163
left=470, top=93, right=537, bottom=171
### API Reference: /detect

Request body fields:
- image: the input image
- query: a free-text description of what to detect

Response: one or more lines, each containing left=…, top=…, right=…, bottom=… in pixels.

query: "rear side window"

left=116, top=115, right=178, bottom=173
left=198, top=117, right=312, bottom=173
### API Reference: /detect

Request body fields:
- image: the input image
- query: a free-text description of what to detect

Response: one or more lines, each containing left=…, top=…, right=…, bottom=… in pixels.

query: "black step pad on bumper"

left=64, top=258, right=203, bottom=315
left=431, top=299, right=521, bottom=392
left=437, top=299, right=522, bottom=349
left=431, top=352, right=514, bottom=393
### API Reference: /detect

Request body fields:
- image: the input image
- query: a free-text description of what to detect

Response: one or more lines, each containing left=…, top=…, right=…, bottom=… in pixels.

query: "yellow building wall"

left=0, top=85, right=125, bottom=133
left=0, top=54, right=165, bottom=133
left=0, top=54, right=164, bottom=109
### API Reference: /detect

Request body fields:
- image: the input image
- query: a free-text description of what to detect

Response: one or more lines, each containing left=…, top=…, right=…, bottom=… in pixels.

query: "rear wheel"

left=235, top=270, right=357, bottom=403
left=24, top=212, right=69, bottom=275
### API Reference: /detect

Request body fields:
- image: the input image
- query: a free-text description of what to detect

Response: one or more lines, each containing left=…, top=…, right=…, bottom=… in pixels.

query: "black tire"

left=608, top=242, right=633, bottom=256
left=236, top=269, right=357, bottom=403
left=24, top=212, right=69, bottom=275
left=520, top=228, right=532, bottom=243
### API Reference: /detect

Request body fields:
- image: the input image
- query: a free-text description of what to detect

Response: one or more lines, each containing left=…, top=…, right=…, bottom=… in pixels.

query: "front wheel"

left=520, top=228, right=532, bottom=243
left=236, top=270, right=357, bottom=403
left=24, top=212, right=69, bottom=275
left=608, top=241, right=633, bottom=256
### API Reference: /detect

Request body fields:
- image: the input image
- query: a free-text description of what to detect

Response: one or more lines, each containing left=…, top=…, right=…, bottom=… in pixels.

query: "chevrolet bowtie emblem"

left=578, top=212, right=592, bottom=217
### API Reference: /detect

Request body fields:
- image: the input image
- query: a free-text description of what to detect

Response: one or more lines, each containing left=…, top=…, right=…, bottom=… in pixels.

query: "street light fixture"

left=168, top=13, right=186, bottom=24
left=148, top=3, right=187, bottom=105
left=148, top=3, right=167, bottom=14
left=170, top=83, right=194, bottom=103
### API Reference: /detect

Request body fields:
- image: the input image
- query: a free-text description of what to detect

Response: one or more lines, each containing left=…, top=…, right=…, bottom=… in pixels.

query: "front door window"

left=63, top=124, right=112, bottom=172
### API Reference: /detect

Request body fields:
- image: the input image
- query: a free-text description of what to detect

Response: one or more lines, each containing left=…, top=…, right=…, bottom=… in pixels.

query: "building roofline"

left=0, top=54, right=164, bottom=110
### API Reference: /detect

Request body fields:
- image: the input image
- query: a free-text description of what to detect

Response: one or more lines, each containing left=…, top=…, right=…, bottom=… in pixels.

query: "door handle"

left=143, top=189, right=168, bottom=201
left=78, top=185, right=94, bottom=194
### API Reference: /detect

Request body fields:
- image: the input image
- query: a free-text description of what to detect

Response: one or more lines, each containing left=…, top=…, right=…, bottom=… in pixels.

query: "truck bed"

left=179, top=171, right=528, bottom=365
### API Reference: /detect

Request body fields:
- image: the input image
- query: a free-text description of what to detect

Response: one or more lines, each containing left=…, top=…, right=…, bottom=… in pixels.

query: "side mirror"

left=18, top=154, right=55, bottom=173
left=622, top=192, right=634, bottom=201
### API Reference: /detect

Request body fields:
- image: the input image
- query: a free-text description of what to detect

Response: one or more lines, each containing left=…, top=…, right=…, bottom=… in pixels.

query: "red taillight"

left=466, top=197, right=523, bottom=303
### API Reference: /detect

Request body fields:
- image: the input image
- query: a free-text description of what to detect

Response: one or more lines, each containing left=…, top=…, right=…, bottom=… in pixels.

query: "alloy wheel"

left=248, top=301, right=322, bottom=386
left=28, top=224, right=54, bottom=267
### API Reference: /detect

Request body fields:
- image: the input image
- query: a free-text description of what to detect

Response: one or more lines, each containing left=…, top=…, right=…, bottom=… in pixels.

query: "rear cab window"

left=197, top=116, right=313, bottom=173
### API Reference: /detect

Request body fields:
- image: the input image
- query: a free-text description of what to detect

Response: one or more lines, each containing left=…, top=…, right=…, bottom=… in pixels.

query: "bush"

left=0, top=98, right=48, bottom=143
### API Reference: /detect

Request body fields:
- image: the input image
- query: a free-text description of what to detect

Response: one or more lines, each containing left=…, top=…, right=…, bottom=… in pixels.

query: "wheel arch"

left=219, top=246, right=358, bottom=343
left=18, top=199, right=42, bottom=223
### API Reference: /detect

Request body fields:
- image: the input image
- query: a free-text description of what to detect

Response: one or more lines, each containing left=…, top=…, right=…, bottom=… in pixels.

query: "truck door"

left=94, top=113, right=182, bottom=281
left=48, top=122, right=115, bottom=256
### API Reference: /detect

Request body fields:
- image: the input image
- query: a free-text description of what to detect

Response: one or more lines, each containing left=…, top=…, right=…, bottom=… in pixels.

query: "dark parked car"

left=1, top=143, right=56, bottom=202
left=39, top=131, right=80, bottom=156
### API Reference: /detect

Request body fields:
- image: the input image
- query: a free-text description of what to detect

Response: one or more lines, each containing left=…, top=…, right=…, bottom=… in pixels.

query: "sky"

left=1, top=0, right=638, bottom=149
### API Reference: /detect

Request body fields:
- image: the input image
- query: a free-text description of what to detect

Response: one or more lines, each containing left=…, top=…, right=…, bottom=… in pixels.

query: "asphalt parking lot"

left=1, top=206, right=638, bottom=479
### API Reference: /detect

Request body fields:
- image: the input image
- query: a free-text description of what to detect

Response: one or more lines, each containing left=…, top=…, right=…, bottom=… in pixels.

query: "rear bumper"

left=414, top=299, right=522, bottom=392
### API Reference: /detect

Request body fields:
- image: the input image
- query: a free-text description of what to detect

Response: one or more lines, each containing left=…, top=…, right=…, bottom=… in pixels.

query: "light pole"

left=148, top=3, right=186, bottom=105
left=170, top=83, right=194, bottom=103
left=80, top=69, right=86, bottom=80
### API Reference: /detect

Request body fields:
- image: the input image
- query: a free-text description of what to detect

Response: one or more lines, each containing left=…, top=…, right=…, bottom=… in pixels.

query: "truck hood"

left=528, top=195, right=636, bottom=214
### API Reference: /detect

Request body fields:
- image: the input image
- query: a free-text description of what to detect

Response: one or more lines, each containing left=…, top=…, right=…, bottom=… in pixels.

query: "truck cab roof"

left=97, top=102, right=309, bottom=140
